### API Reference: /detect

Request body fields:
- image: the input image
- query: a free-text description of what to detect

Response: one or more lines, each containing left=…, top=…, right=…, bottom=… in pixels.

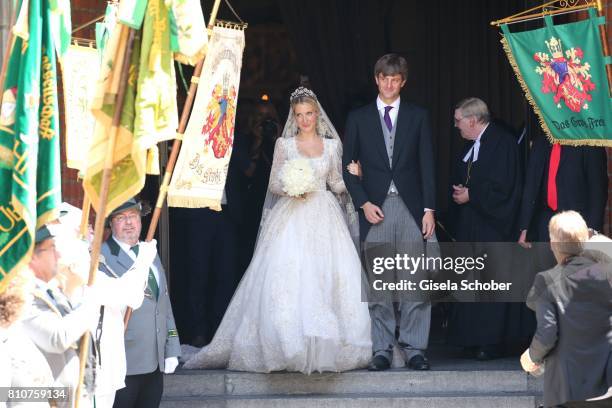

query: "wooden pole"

left=79, top=194, right=91, bottom=239
left=595, top=0, right=612, bottom=96
left=123, top=0, right=223, bottom=329
left=146, top=0, right=222, bottom=243
left=74, top=26, right=137, bottom=408
left=0, top=2, right=18, bottom=102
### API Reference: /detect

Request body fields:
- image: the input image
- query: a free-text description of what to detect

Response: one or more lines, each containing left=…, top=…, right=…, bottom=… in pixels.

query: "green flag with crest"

left=501, top=9, right=612, bottom=146
left=0, top=0, right=67, bottom=292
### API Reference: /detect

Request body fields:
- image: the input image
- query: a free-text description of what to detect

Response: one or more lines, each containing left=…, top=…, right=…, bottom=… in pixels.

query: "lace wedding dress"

left=183, top=137, right=372, bottom=373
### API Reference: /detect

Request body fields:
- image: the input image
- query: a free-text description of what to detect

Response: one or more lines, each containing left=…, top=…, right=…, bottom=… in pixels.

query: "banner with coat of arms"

left=501, top=10, right=612, bottom=146
left=168, top=24, right=245, bottom=210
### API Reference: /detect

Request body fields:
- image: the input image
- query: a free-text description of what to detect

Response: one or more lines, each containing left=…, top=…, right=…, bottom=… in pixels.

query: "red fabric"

left=547, top=143, right=562, bottom=211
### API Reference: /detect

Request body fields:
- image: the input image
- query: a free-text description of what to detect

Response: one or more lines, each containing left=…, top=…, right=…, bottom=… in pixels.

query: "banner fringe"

left=167, top=195, right=222, bottom=211
left=174, top=44, right=208, bottom=66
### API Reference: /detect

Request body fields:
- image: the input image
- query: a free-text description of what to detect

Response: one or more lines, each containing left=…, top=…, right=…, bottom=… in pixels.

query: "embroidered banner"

left=82, top=23, right=146, bottom=217
left=0, top=0, right=65, bottom=291
left=501, top=10, right=612, bottom=146
left=63, top=44, right=99, bottom=171
left=168, top=25, right=245, bottom=210
left=83, top=0, right=186, bottom=216
left=167, top=0, right=208, bottom=65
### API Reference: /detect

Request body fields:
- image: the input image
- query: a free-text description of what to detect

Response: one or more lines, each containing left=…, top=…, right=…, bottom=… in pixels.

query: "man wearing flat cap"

left=99, top=198, right=180, bottom=408
left=21, top=225, right=101, bottom=407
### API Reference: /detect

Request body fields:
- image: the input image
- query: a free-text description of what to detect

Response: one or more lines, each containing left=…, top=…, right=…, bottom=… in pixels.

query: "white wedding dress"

left=184, top=137, right=372, bottom=373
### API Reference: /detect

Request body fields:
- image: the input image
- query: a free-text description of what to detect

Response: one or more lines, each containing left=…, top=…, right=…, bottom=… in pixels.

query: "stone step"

left=161, top=392, right=540, bottom=408
left=163, top=368, right=543, bottom=398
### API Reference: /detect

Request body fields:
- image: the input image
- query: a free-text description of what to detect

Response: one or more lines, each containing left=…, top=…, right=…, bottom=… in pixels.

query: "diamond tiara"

left=290, top=86, right=317, bottom=103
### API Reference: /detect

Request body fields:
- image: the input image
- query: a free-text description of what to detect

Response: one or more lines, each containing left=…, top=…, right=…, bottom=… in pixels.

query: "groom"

left=343, top=54, right=435, bottom=371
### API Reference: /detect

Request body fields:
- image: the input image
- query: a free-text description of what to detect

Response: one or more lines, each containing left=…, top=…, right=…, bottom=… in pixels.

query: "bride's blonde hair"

left=291, top=96, right=318, bottom=111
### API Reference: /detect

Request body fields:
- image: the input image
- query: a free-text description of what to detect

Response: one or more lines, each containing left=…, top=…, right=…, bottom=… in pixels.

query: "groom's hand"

left=362, top=202, right=384, bottom=224
left=422, top=211, right=435, bottom=239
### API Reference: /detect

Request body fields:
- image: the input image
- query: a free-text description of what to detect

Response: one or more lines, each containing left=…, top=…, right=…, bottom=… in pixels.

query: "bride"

left=183, top=87, right=371, bottom=373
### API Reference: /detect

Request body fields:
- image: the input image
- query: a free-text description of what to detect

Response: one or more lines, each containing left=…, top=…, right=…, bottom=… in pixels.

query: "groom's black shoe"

left=407, top=355, right=430, bottom=371
left=368, top=355, right=391, bottom=371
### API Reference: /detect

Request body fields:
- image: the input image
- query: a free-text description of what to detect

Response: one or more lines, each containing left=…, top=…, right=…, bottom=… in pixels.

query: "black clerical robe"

left=447, top=121, right=531, bottom=349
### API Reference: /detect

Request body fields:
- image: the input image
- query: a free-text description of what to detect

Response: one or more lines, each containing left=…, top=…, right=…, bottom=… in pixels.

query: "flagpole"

left=75, top=26, right=138, bottom=408
left=79, top=193, right=91, bottom=238
left=0, top=3, right=18, bottom=103
left=490, top=0, right=598, bottom=26
left=123, top=0, right=223, bottom=329
left=595, top=0, right=611, bottom=96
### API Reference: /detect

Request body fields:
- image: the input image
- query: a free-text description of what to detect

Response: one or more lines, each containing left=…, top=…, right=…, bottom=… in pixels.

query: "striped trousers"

left=364, top=195, right=433, bottom=361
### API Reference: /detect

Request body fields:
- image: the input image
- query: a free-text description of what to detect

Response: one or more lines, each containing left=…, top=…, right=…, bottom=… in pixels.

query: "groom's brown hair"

left=374, top=54, right=408, bottom=81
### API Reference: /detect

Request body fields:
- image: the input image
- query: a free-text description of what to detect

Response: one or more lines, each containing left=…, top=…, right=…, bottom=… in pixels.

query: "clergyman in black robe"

left=446, top=97, right=527, bottom=360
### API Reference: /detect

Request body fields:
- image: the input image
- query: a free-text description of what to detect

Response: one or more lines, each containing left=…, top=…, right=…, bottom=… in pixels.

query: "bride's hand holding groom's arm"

left=346, top=160, right=361, bottom=178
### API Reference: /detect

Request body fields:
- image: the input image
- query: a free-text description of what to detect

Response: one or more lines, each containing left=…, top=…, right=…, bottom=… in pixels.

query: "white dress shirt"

left=113, top=236, right=160, bottom=284
left=376, top=96, right=400, bottom=127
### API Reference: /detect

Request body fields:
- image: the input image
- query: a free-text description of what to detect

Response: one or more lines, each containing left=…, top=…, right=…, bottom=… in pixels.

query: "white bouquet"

left=280, top=158, right=316, bottom=197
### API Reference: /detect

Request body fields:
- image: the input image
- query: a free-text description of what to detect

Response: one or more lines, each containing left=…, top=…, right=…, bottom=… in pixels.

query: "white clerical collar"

left=376, top=96, right=400, bottom=111
left=463, top=123, right=489, bottom=163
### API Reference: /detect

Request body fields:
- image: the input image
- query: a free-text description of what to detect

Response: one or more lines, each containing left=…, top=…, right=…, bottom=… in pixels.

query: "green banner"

left=83, top=23, right=144, bottom=218
left=84, top=0, right=182, bottom=216
left=0, top=0, right=62, bottom=292
left=501, top=10, right=612, bottom=146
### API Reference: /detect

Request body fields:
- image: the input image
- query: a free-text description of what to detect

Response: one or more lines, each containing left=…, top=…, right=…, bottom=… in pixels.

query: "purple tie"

left=384, top=106, right=393, bottom=132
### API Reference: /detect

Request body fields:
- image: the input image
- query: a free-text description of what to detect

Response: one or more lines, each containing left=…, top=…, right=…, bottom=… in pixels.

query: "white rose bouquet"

left=280, top=158, right=316, bottom=197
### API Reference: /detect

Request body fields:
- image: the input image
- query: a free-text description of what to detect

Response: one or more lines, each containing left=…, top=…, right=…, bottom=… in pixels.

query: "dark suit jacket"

left=342, top=101, right=435, bottom=239
left=449, top=122, right=522, bottom=241
left=100, top=237, right=181, bottom=376
left=518, top=136, right=608, bottom=235
left=527, top=255, right=612, bottom=407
